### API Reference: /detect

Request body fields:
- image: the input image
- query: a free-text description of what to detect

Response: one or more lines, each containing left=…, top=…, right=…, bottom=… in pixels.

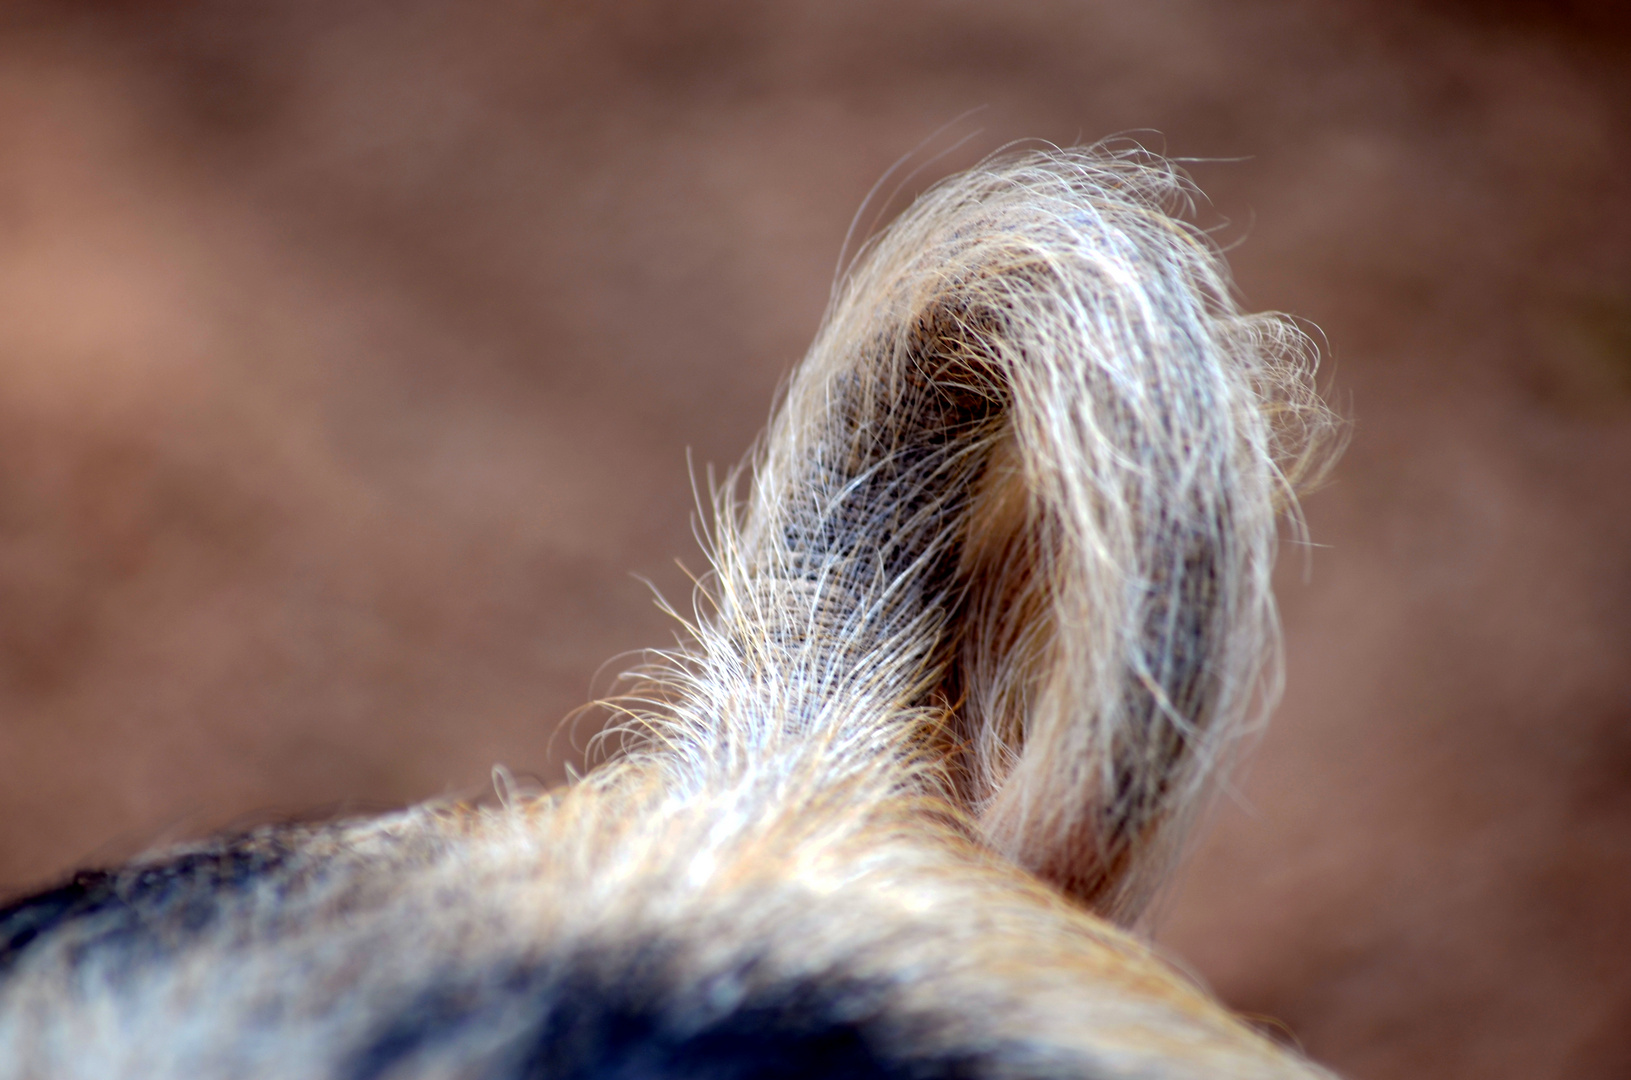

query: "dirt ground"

left=1, top=1, right=1628, bottom=1075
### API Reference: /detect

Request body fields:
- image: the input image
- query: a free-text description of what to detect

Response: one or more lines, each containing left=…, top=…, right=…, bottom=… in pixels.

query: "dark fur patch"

left=349, top=950, right=993, bottom=1080
left=0, top=831, right=299, bottom=977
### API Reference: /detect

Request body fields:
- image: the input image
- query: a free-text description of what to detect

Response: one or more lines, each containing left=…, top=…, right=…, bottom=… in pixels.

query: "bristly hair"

left=605, top=144, right=1339, bottom=921
left=0, top=144, right=1341, bottom=1080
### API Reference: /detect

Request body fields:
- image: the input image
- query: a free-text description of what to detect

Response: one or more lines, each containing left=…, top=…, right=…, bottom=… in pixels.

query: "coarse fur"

left=0, top=146, right=1339, bottom=1079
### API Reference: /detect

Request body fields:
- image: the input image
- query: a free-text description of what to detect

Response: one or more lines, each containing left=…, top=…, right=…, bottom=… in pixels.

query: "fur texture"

left=0, top=147, right=1338, bottom=1079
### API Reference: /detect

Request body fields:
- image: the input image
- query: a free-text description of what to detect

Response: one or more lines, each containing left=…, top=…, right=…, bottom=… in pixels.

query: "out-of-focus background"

left=1, top=0, right=1628, bottom=1074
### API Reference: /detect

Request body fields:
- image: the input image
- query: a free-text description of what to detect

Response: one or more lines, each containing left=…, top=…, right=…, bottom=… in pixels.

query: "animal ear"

left=657, top=148, right=1335, bottom=924
left=864, top=152, right=1340, bottom=922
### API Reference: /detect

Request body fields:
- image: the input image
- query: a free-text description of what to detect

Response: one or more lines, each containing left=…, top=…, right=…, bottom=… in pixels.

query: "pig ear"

left=648, top=147, right=1336, bottom=924
left=862, top=151, right=1339, bottom=922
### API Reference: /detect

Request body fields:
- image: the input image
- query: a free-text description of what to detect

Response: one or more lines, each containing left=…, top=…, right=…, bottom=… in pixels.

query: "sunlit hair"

left=0, top=146, right=1340, bottom=1080
left=613, top=145, right=1337, bottom=919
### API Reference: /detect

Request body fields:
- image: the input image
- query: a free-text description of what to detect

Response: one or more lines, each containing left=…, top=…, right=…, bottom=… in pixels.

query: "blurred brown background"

left=1, top=1, right=1628, bottom=1075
